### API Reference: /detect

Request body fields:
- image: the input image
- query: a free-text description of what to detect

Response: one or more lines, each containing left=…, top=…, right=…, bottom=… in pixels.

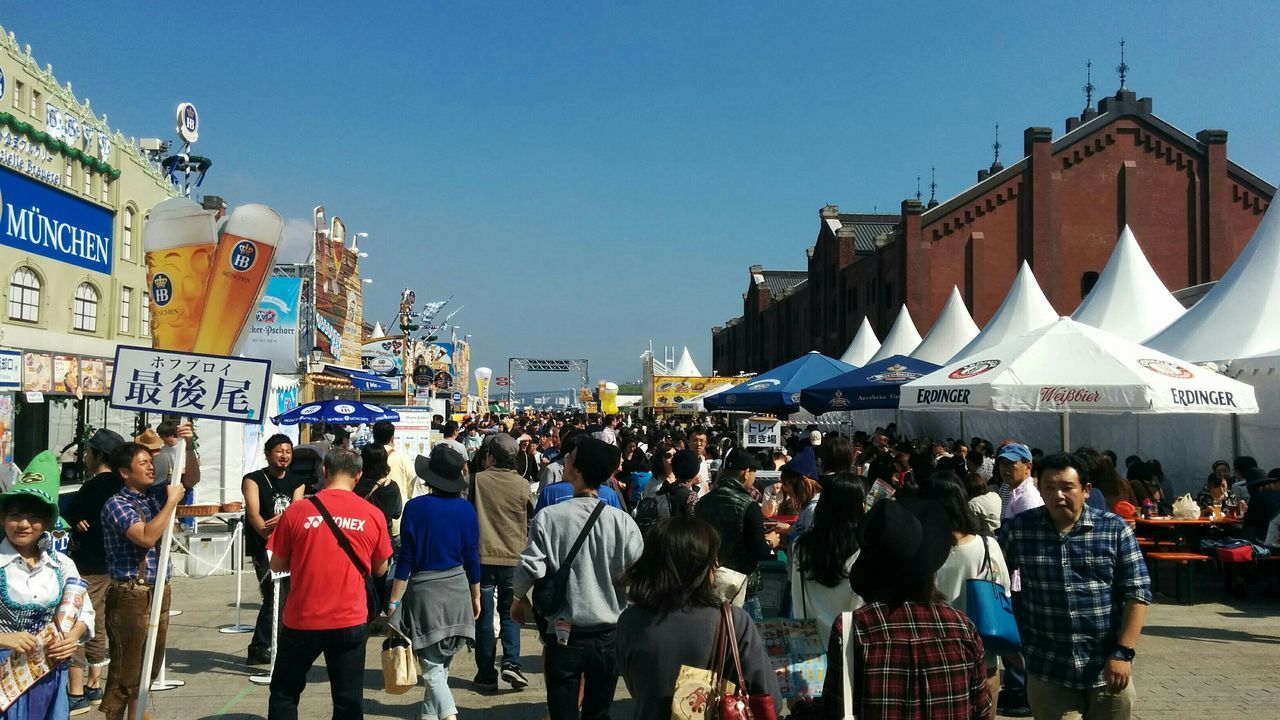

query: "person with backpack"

left=635, top=449, right=700, bottom=532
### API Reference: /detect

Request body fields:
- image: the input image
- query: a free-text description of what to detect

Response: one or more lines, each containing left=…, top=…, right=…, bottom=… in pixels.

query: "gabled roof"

left=752, top=270, right=809, bottom=297
left=824, top=213, right=900, bottom=254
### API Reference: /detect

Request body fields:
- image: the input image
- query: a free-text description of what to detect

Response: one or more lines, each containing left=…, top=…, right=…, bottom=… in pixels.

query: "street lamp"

left=351, top=231, right=368, bottom=252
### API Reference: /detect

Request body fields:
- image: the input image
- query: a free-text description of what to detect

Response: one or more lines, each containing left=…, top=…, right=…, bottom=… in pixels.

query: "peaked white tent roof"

left=911, top=287, right=981, bottom=365
left=840, top=317, right=881, bottom=367
left=1072, top=225, right=1184, bottom=339
left=949, top=261, right=1057, bottom=363
left=672, top=346, right=702, bottom=377
left=371, top=322, right=386, bottom=338
left=1147, top=202, right=1280, bottom=363
left=868, top=305, right=922, bottom=363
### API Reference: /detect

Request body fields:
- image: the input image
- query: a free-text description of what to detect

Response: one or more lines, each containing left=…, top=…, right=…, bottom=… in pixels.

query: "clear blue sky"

left=8, top=2, right=1278, bottom=388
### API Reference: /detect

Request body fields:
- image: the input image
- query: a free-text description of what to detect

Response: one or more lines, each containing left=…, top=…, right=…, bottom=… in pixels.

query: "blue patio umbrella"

left=799, top=354, right=940, bottom=414
left=272, top=399, right=401, bottom=426
left=704, top=352, right=856, bottom=414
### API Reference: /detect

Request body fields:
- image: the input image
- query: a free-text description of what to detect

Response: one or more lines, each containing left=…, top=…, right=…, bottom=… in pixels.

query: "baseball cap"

left=723, top=448, right=763, bottom=472
left=997, top=443, right=1032, bottom=463
left=809, top=430, right=823, bottom=446
left=488, top=433, right=520, bottom=465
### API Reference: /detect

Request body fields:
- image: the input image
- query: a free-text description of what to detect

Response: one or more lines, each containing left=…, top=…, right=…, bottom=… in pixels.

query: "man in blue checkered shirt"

left=1002, top=452, right=1151, bottom=719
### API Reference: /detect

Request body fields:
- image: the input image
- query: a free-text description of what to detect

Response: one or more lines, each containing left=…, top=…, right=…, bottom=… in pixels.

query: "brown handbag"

left=712, top=604, right=776, bottom=720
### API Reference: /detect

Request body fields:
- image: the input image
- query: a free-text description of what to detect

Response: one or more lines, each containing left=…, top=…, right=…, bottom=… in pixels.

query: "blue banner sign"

left=0, top=165, right=114, bottom=274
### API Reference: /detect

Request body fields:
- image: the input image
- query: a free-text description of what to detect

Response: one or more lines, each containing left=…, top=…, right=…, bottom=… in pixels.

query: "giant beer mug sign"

left=144, top=198, right=283, bottom=354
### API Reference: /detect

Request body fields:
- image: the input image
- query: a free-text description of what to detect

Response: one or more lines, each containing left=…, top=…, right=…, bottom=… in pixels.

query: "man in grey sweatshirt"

left=513, top=437, right=644, bottom=720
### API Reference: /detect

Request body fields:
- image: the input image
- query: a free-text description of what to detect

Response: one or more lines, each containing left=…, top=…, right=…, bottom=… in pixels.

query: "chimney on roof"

left=749, top=264, right=764, bottom=274
left=977, top=168, right=990, bottom=182
left=820, top=204, right=840, bottom=219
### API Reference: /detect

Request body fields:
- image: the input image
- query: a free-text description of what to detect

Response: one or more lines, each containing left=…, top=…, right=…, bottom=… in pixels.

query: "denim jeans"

left=417, top=644, right=457, bottom=720
left=544, top=628, right=620, bottom=720
left=268, top=624, right=368, bottom=720
left=475, top=564, right=521, bottom=681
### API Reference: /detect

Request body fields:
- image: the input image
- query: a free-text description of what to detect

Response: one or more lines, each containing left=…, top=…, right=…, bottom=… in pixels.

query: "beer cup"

left=144, top=197, right=218, bottom=352
left=193, top=204, right=283, bottom=355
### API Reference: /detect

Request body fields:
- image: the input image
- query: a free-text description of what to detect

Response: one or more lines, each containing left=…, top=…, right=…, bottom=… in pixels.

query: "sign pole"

left=134, top=440, right=184, bottom=720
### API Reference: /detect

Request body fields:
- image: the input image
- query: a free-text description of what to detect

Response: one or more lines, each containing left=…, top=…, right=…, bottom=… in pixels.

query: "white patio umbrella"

left=676, top=382, right=735, bottom=412
left=900, top=317, right=1258, bottom=449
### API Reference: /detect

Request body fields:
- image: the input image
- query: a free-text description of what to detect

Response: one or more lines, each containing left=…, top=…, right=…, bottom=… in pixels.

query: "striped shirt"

left=1001, top=506, right=1151, bottom=689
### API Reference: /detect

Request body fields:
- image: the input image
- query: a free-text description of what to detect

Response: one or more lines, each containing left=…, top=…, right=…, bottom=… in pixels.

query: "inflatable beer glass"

left=192, top=205, right=283, bottom=355
left=144, top=198, right=218, bottom=352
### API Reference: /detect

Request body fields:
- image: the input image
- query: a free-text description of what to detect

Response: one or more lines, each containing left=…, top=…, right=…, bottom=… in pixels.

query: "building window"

left=122, top=208, right=134, bottom=261
left=64, top=160, right=72, bottom=188
left=83, top=166, right=92, bottom=196
left=7, top=267, right=40, bottom=323
left=141, top=291, right=151, bottom=337
left=72, top=283, right=99, bottom=332
left=1081, top=271, right=1100, bottom=299
left=119, top=287, right=132, bottom=334
left=30, top=90, right=39, bottom=118
left=101, top=177, right=110, bottom=203
left=12, top=81, right=22, bottom=111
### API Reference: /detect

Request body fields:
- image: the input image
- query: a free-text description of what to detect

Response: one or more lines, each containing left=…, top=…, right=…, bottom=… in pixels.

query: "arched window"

left=1081, top=271, right=1100, bottom=299
left=122, top=207, right=135, bottom=261
left=73, top=283, right=99, bottom=332
left=8, top=267, right=40, bottom=322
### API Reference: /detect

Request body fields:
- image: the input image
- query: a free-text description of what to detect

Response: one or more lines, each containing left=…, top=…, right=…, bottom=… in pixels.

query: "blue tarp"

left=799, top=354, right=940, bottom=413
left=704, top=352, right=855, bottom=414
left=325, top=364, right=396, bottom=392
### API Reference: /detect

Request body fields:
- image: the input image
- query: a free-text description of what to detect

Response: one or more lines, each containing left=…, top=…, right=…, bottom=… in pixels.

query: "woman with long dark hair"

left=616, top=517, right=781, bottom=720
left=789, top=473, right=866, bottom=640
left=357, top=444, right=402, bottom=541
left=818, top=435, right=856, bottom=487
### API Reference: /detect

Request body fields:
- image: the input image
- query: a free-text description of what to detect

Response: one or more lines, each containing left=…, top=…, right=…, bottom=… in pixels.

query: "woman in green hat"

left=0, top=450, right=94, bottom=719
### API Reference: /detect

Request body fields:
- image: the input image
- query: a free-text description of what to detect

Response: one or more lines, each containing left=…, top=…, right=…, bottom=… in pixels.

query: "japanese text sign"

left=109, top=346, right=271, bottom=424
left=741, top=417, right=782, bottom=448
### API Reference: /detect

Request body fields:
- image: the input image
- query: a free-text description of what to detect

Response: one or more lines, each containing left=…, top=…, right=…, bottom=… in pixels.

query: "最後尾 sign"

left=0, top=165, right=114, bottom=274
left=741, top=417, right=782, bottom=448
left=109, top=346, right=271, bottom=424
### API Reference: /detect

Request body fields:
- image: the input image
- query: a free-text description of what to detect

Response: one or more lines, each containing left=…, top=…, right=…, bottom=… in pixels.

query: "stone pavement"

left=137, top=572, right=1275, bottom=719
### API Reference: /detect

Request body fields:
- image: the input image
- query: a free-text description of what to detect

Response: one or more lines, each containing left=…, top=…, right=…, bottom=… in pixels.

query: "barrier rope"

left=168, top=523, right=252, bottom=578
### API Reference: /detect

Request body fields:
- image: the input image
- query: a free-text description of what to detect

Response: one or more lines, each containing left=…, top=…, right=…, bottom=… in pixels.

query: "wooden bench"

left=1145, top=551, right=1212, bottom=604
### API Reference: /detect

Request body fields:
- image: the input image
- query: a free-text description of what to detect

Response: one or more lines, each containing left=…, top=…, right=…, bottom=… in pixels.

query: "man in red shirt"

left=267, top=447, right=392, bottom=720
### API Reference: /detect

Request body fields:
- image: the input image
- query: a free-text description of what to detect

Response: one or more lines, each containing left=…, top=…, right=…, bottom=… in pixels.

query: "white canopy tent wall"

left=1228, top=350, right=1280, bottom=474
left=1072, top=225, right=1185, bottom=339
left=867, top=305, right=923, bottom=363
left=839, top=318, right=881, bottom=367
left=911, top=287, right=981, bottom=365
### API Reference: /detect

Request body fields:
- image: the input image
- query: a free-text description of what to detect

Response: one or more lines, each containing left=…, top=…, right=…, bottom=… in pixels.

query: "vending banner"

left=79, top=358, right=106, bottom=395
left=421, top=342, right=454, bottom=391
left=0, top=166, right=114, bottom=274
left=109, top=346, right=271, bottom=424
left=313, top=215, right=363, bottom=367
left=362, top=337, right=403, bottom=377
left=21, top=353, right=51, bottom=393
left=651, top=375, right=751, bottom=408
left=0, top=350, right=20, bottom=390
left=52, top=356, right=79, bottom=396
left=240, top=277, right=303, bottom=370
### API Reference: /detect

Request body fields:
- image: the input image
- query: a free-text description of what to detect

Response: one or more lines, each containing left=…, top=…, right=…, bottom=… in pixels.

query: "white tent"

left=1227, top=349, right=1280, bottom=470
left=1072, top=225, right=1184, bottom=339
left=949, top=261, right=1057, bottom=363
left=839, top=317, right=880, bottom=367
left=901, top=317, right=1258, bottom=449
left=911, top=287, right=980, bottom=365
left=673, top=346, right=702, bottom=377
left=676, top=382, right=734, bottom=412
left=1146, top=202, right=1280, bottom=363
left=868, top=305, right=922, bottom=363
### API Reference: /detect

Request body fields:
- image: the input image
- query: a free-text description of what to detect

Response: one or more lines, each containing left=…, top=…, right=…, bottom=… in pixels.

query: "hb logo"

left=303, top=516, right=322, bottom=529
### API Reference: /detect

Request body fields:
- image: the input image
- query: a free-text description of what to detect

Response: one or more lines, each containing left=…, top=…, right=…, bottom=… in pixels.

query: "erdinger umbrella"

left=900, top=317, right=1258, bottom=448
left=705, top=352, right=855, bottom=414
left=800, top=355, right=941, bottom=414
left=272, top=399, right=400, bottom=426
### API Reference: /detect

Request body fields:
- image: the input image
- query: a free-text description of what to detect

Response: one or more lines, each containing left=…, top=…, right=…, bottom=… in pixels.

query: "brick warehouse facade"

left=712, top=88, right=1275, bottom=375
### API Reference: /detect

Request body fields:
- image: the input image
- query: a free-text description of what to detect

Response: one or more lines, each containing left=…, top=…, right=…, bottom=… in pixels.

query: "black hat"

left=723, top=448, right=762, bottom=473
left=571, top=437, right=620, bottom=487
left=1244, top=467, right=1274, bottom=492
left=87, top=429, right=126, bottom=456
left=671, top=449, right=702, bottom=482
left=850, top=497, right=954, bottom=603
left=415, top=445, right=468, bottom=494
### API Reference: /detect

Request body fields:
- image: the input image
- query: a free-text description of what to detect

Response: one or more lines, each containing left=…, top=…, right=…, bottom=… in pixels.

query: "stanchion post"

left=219, top=520, right=253, bottom=634
left=134, top=439, right=185, bottom=720
left=249, top=575, right=281, bottom=686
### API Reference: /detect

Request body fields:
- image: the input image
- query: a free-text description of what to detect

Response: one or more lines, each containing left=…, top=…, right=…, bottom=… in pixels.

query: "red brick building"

left=712, top=89, right=1274, bottom=374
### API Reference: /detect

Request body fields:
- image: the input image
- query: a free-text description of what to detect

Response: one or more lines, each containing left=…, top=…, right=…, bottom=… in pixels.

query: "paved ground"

left=136, top=570, right=1276, bottom=719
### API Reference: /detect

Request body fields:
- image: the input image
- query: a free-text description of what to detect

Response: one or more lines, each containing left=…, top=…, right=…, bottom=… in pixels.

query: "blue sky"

left=8, top=2, right=1279, bottom=389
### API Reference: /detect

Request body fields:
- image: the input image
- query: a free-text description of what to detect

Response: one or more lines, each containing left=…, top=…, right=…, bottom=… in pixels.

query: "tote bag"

left=962, top=536, right=1020, bottom=654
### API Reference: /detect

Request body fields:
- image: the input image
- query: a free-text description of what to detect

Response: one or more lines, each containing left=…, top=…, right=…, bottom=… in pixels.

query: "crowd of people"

left=8, top=409, right=1278, bottom=720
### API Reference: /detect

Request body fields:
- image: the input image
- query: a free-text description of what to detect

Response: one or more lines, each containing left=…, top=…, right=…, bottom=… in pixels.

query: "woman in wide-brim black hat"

left=821, top=496, right=994, bottom=719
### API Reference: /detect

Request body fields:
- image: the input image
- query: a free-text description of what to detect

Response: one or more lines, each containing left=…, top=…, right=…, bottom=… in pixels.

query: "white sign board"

left=0, top=349, right=20, bottom=389
left=741, top=418, right=782, bottom=448
left=109, top=345, right=271, bottom=424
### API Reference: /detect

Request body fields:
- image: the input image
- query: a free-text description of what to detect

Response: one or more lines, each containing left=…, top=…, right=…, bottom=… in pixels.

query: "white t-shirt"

left=789, top=551, right=862, bottom=642
left=1004, top=478, right=1044, bottom=520
left=935, top=534, right=1011, bottom=670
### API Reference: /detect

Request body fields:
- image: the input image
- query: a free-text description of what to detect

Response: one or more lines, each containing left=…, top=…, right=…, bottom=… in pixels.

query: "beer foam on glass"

left=193, top=204, right=283, bottom=355
left=144, top=198, right=217, bottom=352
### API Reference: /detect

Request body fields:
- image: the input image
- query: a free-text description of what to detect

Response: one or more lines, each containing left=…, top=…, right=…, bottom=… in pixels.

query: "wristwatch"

left=1110, top=644, right=1136, bottom=662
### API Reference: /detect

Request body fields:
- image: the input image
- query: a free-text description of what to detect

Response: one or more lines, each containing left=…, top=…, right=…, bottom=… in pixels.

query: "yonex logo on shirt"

left=301, top=515, right=367, bottom=532
left=303, top=516, right=322, bottom=529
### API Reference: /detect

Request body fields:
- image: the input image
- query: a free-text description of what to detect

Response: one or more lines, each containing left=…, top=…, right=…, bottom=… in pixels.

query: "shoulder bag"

left=962, top=535, right=1021, bottom=654
left=532, top=500, right=605, bottom=635
left=713, top=603, right=776, bottom=720
left=309, top=495, right=381, bottom=624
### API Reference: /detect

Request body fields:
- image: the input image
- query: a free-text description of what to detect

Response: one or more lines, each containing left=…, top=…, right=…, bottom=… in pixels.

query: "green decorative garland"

left=0, top=111, right=122, bottom=180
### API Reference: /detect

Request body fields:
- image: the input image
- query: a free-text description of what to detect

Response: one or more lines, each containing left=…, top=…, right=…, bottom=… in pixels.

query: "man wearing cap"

left=99, top=442, right=188, bottom=720
left=535, top=432, right=624, bottom=514
left=1003, top=452, right=1151, bottom=720
left=469, top=433, right=535, bottom=691
left=998, top=442, right=1042, bottom=521
left=512, top=437, right=643, bottom=720
left=695, top=450, right=780, bottom=618
left=63, top=428, right=126, bottom=709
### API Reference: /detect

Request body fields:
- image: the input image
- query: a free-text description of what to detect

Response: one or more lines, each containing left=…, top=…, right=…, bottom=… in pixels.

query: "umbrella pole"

left=1231, top=413, right=1240, bottom=461
left=1061, top=412, right=1071, bottom=452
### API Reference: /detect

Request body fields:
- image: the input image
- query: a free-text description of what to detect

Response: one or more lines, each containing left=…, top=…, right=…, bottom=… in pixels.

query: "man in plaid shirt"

left=1003, top=452, right=1151, bottom=719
